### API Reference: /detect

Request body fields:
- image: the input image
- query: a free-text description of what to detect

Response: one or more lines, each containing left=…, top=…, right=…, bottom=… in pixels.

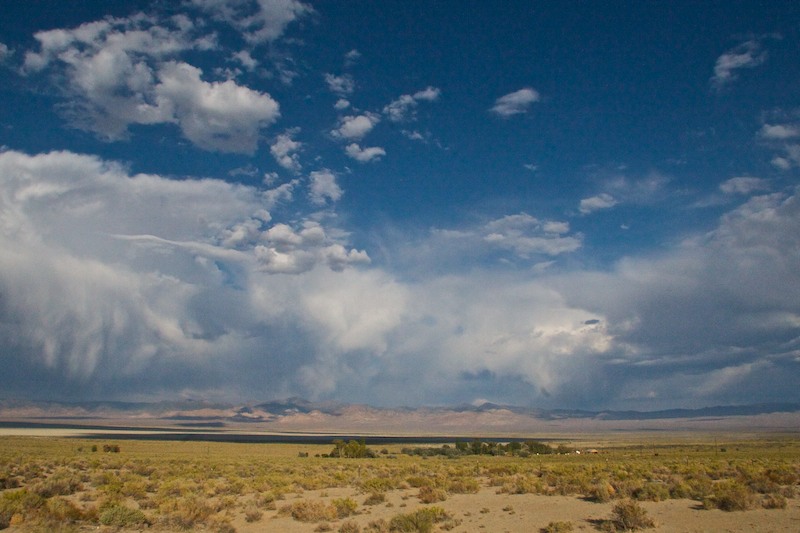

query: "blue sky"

left=1, top=1, right=799, bottom=409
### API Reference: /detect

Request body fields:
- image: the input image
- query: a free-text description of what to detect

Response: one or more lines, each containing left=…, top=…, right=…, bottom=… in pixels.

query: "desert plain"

left=1, top=421, right=799, bottom=533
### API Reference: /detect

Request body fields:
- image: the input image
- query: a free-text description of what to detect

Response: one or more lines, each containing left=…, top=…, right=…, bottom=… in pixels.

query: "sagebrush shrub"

left=418, top=485, right=447, bottom=503
left=244, top=504, right=263, bottom=522
left=702, top=480, right=756, bottom=511
left=364, top=491, right=386, bottom=505
left=588, top=482, right=615, bottom=502
left=541, top=521, right=574, bottom=533
left=761, top=493, right=787, bottom=509
left=280, top=500, right=337, bottom=522
left=608, top=499, right=655, bottom=531
left=339, top=519, right=361, bottom=533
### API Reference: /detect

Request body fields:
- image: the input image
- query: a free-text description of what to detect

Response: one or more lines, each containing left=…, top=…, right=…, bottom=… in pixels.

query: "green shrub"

left=330, top=440, right=376, bottom=458
left=667, top=479, right=692, bottom=499
left=0, top=489, right=45, bottom=526
left=632, top=482, right=670, bottom=502
left=257, top=491, right=278, bottom=509
left=388, top=506, right=449, bottom=533
left=332, top=497, right=358, bottom=518
left=702, top=480, right=756, bottom=511
left=99, top=503, right=149, bottom=527
left=31, top=469, right=82, bottom=497
left=405, top=476, right=432, bottom=488
left=362, top=477, right=400, bottom=493
left=446, top=476, right=479, bottom=494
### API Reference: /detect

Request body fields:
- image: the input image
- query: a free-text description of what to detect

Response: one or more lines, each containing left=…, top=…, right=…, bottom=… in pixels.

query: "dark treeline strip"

left=401, top=440, right=572, bottom=457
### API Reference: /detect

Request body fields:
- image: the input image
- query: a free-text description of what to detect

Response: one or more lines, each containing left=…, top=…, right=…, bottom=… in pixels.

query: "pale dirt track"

left=4, top=487, right=798, bottom=532
left=213, top=487, right=798, bottom=532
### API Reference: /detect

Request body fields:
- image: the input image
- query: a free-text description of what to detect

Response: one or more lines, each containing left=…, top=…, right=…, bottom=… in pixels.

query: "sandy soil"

left=218, top=487, right=800, bottom=533
left=3, top=486, right=797, bottom=532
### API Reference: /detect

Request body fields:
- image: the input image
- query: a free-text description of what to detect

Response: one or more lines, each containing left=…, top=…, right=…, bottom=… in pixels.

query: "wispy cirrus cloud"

left=719, top=176, right=770, bottom=195
left=490, top=87, right=540, bottom=117
left=191, top=0, right=311, bottom=44
left=579, top=172, right=670, bottom=214
left=710, top=39, right=767, bottom=90
left=758, top=114, right=800, bottom=170
left=579, top=193, right=617, bottom=214
left=324, top=73, right=355, bottom=96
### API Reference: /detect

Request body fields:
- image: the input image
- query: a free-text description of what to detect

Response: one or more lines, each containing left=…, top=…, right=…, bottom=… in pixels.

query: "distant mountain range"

left=1, top=397, right=799, bottom=435
left=253, top=398, right=800, bottom=420
left=2, top=396, right=800, bottom=420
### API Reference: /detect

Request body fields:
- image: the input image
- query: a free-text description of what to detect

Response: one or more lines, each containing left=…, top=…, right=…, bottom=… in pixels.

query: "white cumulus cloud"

left=0, top=149, right=369, bottom=398
left=324, top=73, right=355, bottom=96
left=331, top=113, right=379, bottom=140
left=309, top=168, right=343, bottom=204
left=156, top=61, right=280, bottom=153
left=383, top=86, right=440, bottom=122
left=345, top=143, right=386, bottom=163
left=270, top=130, right=302, bottom=172
left=20, top=14, right=280, bottom=153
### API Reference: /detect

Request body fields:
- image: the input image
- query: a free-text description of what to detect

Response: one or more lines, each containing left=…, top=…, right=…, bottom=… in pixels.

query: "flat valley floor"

left=1, top=433, right=798, bottom=532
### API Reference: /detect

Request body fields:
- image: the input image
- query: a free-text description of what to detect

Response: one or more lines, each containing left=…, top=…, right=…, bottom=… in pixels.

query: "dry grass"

left=0, top=435, right=797, bottom=530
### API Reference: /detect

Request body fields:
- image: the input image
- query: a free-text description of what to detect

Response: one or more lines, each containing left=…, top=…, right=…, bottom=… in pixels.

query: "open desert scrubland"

left=0, top=436, right=798, bottom=532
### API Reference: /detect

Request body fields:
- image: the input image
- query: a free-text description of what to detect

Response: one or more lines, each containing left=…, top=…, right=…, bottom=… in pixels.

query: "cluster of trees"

left=320, top=438, right=571, bottom=459
left=78, top=444, right=121, bottom=453
left=402, top=440, right=571, bottom=457
left=328, top=439, right=377, bottom=458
